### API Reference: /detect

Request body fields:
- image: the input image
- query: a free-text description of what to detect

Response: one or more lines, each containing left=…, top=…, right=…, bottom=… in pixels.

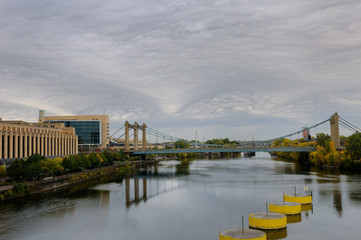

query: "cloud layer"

left=1, top=0, right=361, bottom=140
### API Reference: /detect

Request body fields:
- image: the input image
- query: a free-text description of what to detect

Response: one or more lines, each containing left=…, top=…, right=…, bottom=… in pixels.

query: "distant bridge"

left=131, top=147, right=315, bottom=155
left=108, top=112, right=360, bottom=156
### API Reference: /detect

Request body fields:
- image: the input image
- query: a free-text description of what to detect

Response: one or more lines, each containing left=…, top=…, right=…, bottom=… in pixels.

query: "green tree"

left=80, top=154, right=91, bottom=169
left=316, top=133, right=331, bottom=148
left=23, top=162, right=43, bottom=180
left=27, top=154, right=46, bottom=164
left=88, top=153, right=101, bottom=168
left=7, top=159, right=24, bottom=181
left=175, top=139, right=190, bottom=148
left=41, top=158, right=64, bottom=176
left=346, top=132, right=361, bottom=160
left=103, top=150, right=113, bottom=164
left=62, top=157, right=76, bottom=172
left=118, top=150, right=127, bottom=160
left=111, top=152, right=121, bottom=162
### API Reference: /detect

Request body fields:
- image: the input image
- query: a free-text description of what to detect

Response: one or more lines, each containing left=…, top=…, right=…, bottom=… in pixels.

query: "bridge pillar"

left=125, top=121, right=130, bottom=152
left=330, top=112, right=340, bottom=149
left=133, top=122, right=139, bottom=151
left=141, top=123, right=147, bottom=150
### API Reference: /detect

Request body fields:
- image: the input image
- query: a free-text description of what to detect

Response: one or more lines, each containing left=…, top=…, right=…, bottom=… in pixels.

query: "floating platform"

left=249, top=212, right=287, bottom=230
left=219, top=228, right=266, bottom=240
left=283, top=193, right=312, bottom=205
left=269, top=202, right=301, bottom=215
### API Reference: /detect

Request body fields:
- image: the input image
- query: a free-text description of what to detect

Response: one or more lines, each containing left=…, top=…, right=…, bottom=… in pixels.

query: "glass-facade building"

left=45, top=120, right=101, bottom=145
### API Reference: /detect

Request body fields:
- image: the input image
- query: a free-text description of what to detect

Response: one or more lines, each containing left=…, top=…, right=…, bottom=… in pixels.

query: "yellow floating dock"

left=249, top=212, right=287, bottom=230
left=219, top=228, right=266, bottom=240
left=269, top=202, right=301, bottom=215
left=283, top=193, right=312, bottom=205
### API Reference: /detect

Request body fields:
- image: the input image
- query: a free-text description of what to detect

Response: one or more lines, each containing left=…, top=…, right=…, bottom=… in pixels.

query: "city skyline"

left=1, top=0, right=361, bottom=141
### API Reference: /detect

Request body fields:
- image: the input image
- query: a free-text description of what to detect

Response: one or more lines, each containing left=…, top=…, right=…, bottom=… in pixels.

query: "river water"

left=1, top=154, right=361, bottom=240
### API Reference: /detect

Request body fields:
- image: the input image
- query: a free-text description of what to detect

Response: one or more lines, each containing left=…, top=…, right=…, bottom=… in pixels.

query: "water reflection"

left=333, top=189, right=342, bottom=217
left=175, top=159, right=191, bottom=175
left=287, top=214, right=301, bottom=224
left=3, top=158, right=361, bottom=240
left=260, top=228, right=287, bottom=240
left=301, top=204, right=313, bottom=212
left=125, top=177, right=181, bottom=208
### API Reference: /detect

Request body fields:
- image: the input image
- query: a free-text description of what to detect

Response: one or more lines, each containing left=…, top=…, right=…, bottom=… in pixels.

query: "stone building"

left=0, top=117, right=78, bottom=160
left=38, top=110, right=109, bottom=150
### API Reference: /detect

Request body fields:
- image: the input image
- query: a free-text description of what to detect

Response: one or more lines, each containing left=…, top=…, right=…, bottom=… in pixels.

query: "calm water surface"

left=1, top=154, right=361, bottom=240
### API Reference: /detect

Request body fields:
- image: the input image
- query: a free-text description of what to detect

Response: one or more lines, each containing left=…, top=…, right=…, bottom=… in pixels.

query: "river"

left=1, top=153, right=361, bottom=240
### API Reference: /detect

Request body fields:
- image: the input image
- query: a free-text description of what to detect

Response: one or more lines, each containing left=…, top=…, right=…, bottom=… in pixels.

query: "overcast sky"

left=1, top=0, right=361, bottom=141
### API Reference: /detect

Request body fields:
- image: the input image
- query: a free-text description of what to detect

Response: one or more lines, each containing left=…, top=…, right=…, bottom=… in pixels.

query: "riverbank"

left=0, top=160, right=157, bottom=201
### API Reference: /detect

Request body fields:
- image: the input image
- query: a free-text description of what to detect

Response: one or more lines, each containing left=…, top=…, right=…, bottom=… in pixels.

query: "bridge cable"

left=264, top=118, right=330, bottom=143
left=339, top=119, right=359, bottom=132
left=339, top=117, right=361, bottom=132
left=339, top=121, right=357, bottom=133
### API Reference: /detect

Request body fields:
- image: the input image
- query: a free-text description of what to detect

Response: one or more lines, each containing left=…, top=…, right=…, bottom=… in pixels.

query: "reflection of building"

left=38, top=110, right=109, bottom=150
left=0, top=117, right=78, bottom=161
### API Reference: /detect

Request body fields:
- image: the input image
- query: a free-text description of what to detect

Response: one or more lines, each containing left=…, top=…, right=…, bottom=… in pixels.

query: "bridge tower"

left=330, top=112, right=340, bottom=149
left=124, top=121, right=147, bottom=152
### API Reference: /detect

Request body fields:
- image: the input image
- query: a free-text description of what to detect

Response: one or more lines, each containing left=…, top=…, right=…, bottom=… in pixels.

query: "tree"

left=62, top=157, right=76, bottom=172
left=41, top=158, right=64, bottom=176
left=316, top=133, right=331, bottom=148
left=88, top=153, right=101, bottom=168
left=175, top=139, right=190, bottom=148
left=7, top=159, right=24, bottom=181
left=111, top=152, right=120, bottom=162
left=346, top=132, right=361, bottom=160
left=23, top=162, right=43, bottom=180
left=27, top=154, right=46, bottom=164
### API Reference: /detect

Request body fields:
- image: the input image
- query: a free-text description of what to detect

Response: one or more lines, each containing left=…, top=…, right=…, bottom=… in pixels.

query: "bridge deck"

left=131, top=147, right=315, bottom=155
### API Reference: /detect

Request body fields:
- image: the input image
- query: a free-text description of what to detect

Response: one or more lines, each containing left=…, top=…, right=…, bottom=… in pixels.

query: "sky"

left=1, top=0, right=361, bottom=142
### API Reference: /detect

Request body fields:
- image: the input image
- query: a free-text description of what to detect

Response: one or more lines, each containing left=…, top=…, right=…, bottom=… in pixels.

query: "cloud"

left=1, top=0, right=361, bottom=140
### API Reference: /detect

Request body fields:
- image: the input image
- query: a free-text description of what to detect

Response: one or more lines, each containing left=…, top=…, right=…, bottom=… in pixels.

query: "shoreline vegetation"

left=272, top=132, right=361, bottom=170
left=0, top=150, right=157, bottom=201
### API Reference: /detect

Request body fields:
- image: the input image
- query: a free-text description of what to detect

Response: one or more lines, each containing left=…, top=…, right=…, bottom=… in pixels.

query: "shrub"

left=7, top=159, right=24, bottom=181
left=0, top=166, right=6, bottom=177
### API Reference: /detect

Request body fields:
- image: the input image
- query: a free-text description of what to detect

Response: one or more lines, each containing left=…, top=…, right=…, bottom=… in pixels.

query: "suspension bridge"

left=108, top=113, right=360, bottom=156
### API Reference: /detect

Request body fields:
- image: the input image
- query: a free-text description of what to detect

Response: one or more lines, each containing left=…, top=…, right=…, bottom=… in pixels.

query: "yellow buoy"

left=269, top=202, right=301, bottom=215
left=283, top=193, right=312, bottom=205
left=249, top=212, right=287, bottom=230
left=219, top=228, right=266, bottom=240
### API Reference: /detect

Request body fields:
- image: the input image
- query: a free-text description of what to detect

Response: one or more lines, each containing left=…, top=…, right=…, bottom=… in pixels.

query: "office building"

left=38, top=110, right=109, bottom=150
left=0, top=117, right=78, bottom=160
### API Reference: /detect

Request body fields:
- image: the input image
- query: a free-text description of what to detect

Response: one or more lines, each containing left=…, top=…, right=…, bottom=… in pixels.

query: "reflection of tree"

left=176, top=160, right=191, bottom=175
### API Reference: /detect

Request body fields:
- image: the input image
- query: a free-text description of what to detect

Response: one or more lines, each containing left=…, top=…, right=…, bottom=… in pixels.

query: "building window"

left=45, top=120, right=101, bottom=145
